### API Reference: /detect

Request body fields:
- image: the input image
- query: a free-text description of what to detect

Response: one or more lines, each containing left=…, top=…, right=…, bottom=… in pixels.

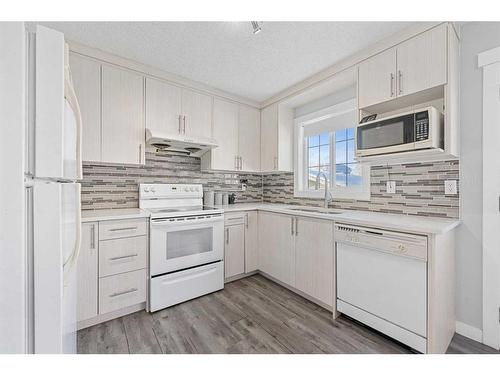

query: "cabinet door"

left=294, top=217, right=334, bottom=307
left=145, top=78, right=182, bottom=135
left=211, top=98, right=239, bottom=170
left=358, top=47, right=397, bottom=108
left=77, top=223, right=98, bottom=322
left=69, top=53, right=101, bottom=162
left=244, top=211, right=258, bottom=273
left=258, top=212, right=294, bottom=286
left=396, top=24, right=447, bottom=97
left=181, top=88, right=212, bottom=139
left=238, top=105, right=261, bottom=172
left=224, top=224, right=245, bottom=279
left=260, top=104, right=278, bottom=172
left=101, top=65, right=145, bottom=164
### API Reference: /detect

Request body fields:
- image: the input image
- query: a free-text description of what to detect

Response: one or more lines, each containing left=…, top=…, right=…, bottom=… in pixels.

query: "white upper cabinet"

left=396, top=24, right=447, bottom=97
left=260, top=103, right=293, bottom=172
left=211, top=98, right=239, bottom=170
left=260, top=104, right=279, bottom=172
left=358, top=48, right=397, bottom=108
left=181, top=88, right=213, bottom=139
left=69, top=54, right=101, bottom=162
left=101, top=65, right=145, bottom=165
left=238, top=105, right=261, bottom=172
left=358, top=24, right=448, bottom=109
left=145, top=78, right=182, bottom=135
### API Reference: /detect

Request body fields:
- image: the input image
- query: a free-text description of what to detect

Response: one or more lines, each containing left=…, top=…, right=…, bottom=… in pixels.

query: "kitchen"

left=1, top=6, right=500, bottom=368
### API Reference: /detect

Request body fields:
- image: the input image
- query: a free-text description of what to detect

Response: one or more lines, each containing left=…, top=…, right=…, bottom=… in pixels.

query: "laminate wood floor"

left=77, top=274, right=499, bottom=354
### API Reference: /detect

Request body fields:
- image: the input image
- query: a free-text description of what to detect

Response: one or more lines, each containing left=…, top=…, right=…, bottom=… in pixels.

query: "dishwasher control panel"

left=334, top=224, right=428, bottom=261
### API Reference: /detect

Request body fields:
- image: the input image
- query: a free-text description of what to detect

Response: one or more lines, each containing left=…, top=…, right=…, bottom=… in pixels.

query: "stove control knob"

left=184, top=187, right=189, bottom=192
left=151, top=187, right=156, bottom=193
left=144, top=187, right=150, bottom=193
left=190, top=187, right=195, bottom=192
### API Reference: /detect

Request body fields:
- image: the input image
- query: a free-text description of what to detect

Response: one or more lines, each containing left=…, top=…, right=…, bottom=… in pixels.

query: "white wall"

left=0, top=22, right=27, bottom=353
left=456, top=22, right=500, bottom=331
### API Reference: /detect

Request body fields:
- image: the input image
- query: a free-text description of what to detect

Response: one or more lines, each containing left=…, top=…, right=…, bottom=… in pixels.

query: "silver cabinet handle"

left=90, top=224, right=96, bottom=250
left=390, top=73, right=395, bottom=97
left=139, top=144, right=142, bottom=163
left=295, top=217, right=299, bottom=236
left=109, top=253, right=138, bottom=261
left=226, top=227, right=230, bottom=244
left=398, top=70, right=403, bottom=95
left=291, top=217, right=294, bottom=236
left=273, top=156, right=278, bottom=170
left=235, top=156, right=238, bottom=170
left=178, top=115, right=183, bottom=134
left=245, top=213, right=248, bottom=228
left=109, top=226, right=138, bottom=232
left=109, top=288, right=138, bottom=298
left=183, top=115, right=186, bottom=134
left=239, top=156, right=243, bottom=170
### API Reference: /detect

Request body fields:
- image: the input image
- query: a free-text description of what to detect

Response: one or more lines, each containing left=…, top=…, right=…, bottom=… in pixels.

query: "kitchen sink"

left=289, top=207, right=343, bottom=215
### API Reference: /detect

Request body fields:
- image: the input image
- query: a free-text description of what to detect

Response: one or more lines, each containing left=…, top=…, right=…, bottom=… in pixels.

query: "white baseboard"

left=455, top=321, right=483, bottom=343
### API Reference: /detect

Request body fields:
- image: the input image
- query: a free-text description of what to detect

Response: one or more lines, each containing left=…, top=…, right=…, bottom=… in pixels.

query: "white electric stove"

left=139, top=183, right=224, bottom=312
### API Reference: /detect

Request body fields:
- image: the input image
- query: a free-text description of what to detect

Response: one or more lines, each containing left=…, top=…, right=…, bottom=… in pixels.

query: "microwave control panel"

left=415, top=111, right=429, bottom=141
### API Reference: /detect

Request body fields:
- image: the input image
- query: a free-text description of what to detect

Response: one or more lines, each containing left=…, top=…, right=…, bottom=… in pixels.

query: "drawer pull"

left=109, top=288, right=138, bottom=298
left=109, top=226, right=138, bottom=232
left=109, top=253, right=138, bottom=261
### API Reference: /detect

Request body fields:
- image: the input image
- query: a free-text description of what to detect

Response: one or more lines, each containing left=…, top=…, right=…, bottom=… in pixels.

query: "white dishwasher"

left=335, top=223, right=428, bottom=353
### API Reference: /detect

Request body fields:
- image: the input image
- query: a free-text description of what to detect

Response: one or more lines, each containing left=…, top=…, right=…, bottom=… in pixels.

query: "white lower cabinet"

left=258, top=211, right=334, bottom=307
left=223, top=211, right=259, bottom=281
left=224, top=223, right=245, bottom=279
left=77, top=222, right=98, bottom=322
left=258, top=212, right=295, bottom=286
left=294, top=217, right=334, bottom=307
left=77, top=218, right=148, bottom=329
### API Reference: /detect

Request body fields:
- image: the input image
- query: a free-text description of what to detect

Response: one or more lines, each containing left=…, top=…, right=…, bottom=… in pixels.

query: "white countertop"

left=81, top=204, right=460, bottom=234
left=81, top=208, right=150, bottom=223
left=214, top=203, right=460, bottom=235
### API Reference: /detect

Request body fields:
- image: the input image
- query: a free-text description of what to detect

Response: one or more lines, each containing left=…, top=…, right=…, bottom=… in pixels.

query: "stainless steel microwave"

left=356, top=106, right=443, bottom=157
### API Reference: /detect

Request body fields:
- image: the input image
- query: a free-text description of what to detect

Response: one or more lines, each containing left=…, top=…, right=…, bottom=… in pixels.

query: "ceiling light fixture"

left=251, top=21, right=262, bottom=35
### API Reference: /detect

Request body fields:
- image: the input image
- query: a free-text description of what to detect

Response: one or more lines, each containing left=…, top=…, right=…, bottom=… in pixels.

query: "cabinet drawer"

left=99, top=218, right=147, bottom=240
left=99, top=236, right=147, bottom=277
left=224, top=213, right=246, bottom=226
left=99, top=269, right=146, bottom=314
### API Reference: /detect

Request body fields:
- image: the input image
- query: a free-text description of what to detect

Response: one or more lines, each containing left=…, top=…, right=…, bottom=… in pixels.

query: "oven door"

left=356, top=113, right=415, bottom=157
left=150, top=214, right=224, bottom=276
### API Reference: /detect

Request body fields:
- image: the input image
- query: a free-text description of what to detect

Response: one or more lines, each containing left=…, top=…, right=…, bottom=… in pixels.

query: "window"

left=294, top=99, right=370, bottom=200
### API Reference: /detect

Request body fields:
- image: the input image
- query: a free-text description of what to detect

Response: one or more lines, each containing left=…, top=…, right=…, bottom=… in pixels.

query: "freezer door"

left=35, top=26, right=82, bottom=181
left=33, top=182, right=80, bottom=353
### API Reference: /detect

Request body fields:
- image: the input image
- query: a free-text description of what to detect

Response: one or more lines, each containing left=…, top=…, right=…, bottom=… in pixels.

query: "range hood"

left=145, top=128, right=218, bottom=157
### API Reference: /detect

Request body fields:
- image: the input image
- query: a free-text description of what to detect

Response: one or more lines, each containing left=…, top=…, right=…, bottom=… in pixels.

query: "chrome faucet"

left=316, top=172, right=332, bottom=208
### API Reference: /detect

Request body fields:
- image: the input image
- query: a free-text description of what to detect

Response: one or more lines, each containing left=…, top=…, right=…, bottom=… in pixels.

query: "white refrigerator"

left=25, top=25, right=83, bottom=353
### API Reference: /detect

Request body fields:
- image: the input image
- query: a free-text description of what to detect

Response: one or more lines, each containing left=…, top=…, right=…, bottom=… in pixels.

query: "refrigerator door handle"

left=63, top=184, right=82, bottom=282
left=64, top=44, right=83, bottom=180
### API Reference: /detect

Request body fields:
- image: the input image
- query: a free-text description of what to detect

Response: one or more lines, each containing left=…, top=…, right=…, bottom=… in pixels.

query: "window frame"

left=293, top=100, right=371, bottom=201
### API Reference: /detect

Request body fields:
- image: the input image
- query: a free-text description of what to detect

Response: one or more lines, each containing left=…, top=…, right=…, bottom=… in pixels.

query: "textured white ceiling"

left=39, top=22, right=413, bottom=102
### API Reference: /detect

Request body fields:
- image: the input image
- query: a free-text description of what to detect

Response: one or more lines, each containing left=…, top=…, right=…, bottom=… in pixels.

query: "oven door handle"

left=151, top=216, right=224, bottom=227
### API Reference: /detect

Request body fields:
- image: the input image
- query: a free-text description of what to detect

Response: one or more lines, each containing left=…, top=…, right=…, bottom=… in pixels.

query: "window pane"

left=335, top=129, right=347, bottom=142
left=308, top=135, right=319, bottom=147
left=347, top=163, right=363, bottom=186
left=308, top=167, right=319, bottom=189
left=319, top=145, right=330, bottom=165
left=335, top=141, right=347, bottom=164
left=319, top=133, right=330, bottom=146
left=346, top=127, right=355, bottom=140
left=347, top=139, right=356, bottom=163
left=335, top=164, right=347, bottom=187
left=308, top=146, right=319, bottom=167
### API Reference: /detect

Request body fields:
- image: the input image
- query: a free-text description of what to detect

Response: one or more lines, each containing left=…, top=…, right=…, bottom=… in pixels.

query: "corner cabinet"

left=70, top=53, right=145, bottom=165
left=202, top=101, right=261, bottom=172
left=260, top=103, right=293, bottom=172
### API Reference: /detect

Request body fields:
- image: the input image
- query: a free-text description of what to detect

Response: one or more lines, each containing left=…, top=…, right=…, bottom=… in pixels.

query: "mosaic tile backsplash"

left=82, top=153, right=459, bottom=219
left=81, top=151, right=262, bottom=210
left=263, top=160, right=459, bottom=218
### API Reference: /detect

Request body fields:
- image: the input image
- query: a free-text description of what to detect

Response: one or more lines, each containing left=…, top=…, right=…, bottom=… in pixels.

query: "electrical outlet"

left=444, top=180, right=457, bottom=195
left=241, top=183, right=247, bottom=192
left=386, top=181, right=396, bottom=194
